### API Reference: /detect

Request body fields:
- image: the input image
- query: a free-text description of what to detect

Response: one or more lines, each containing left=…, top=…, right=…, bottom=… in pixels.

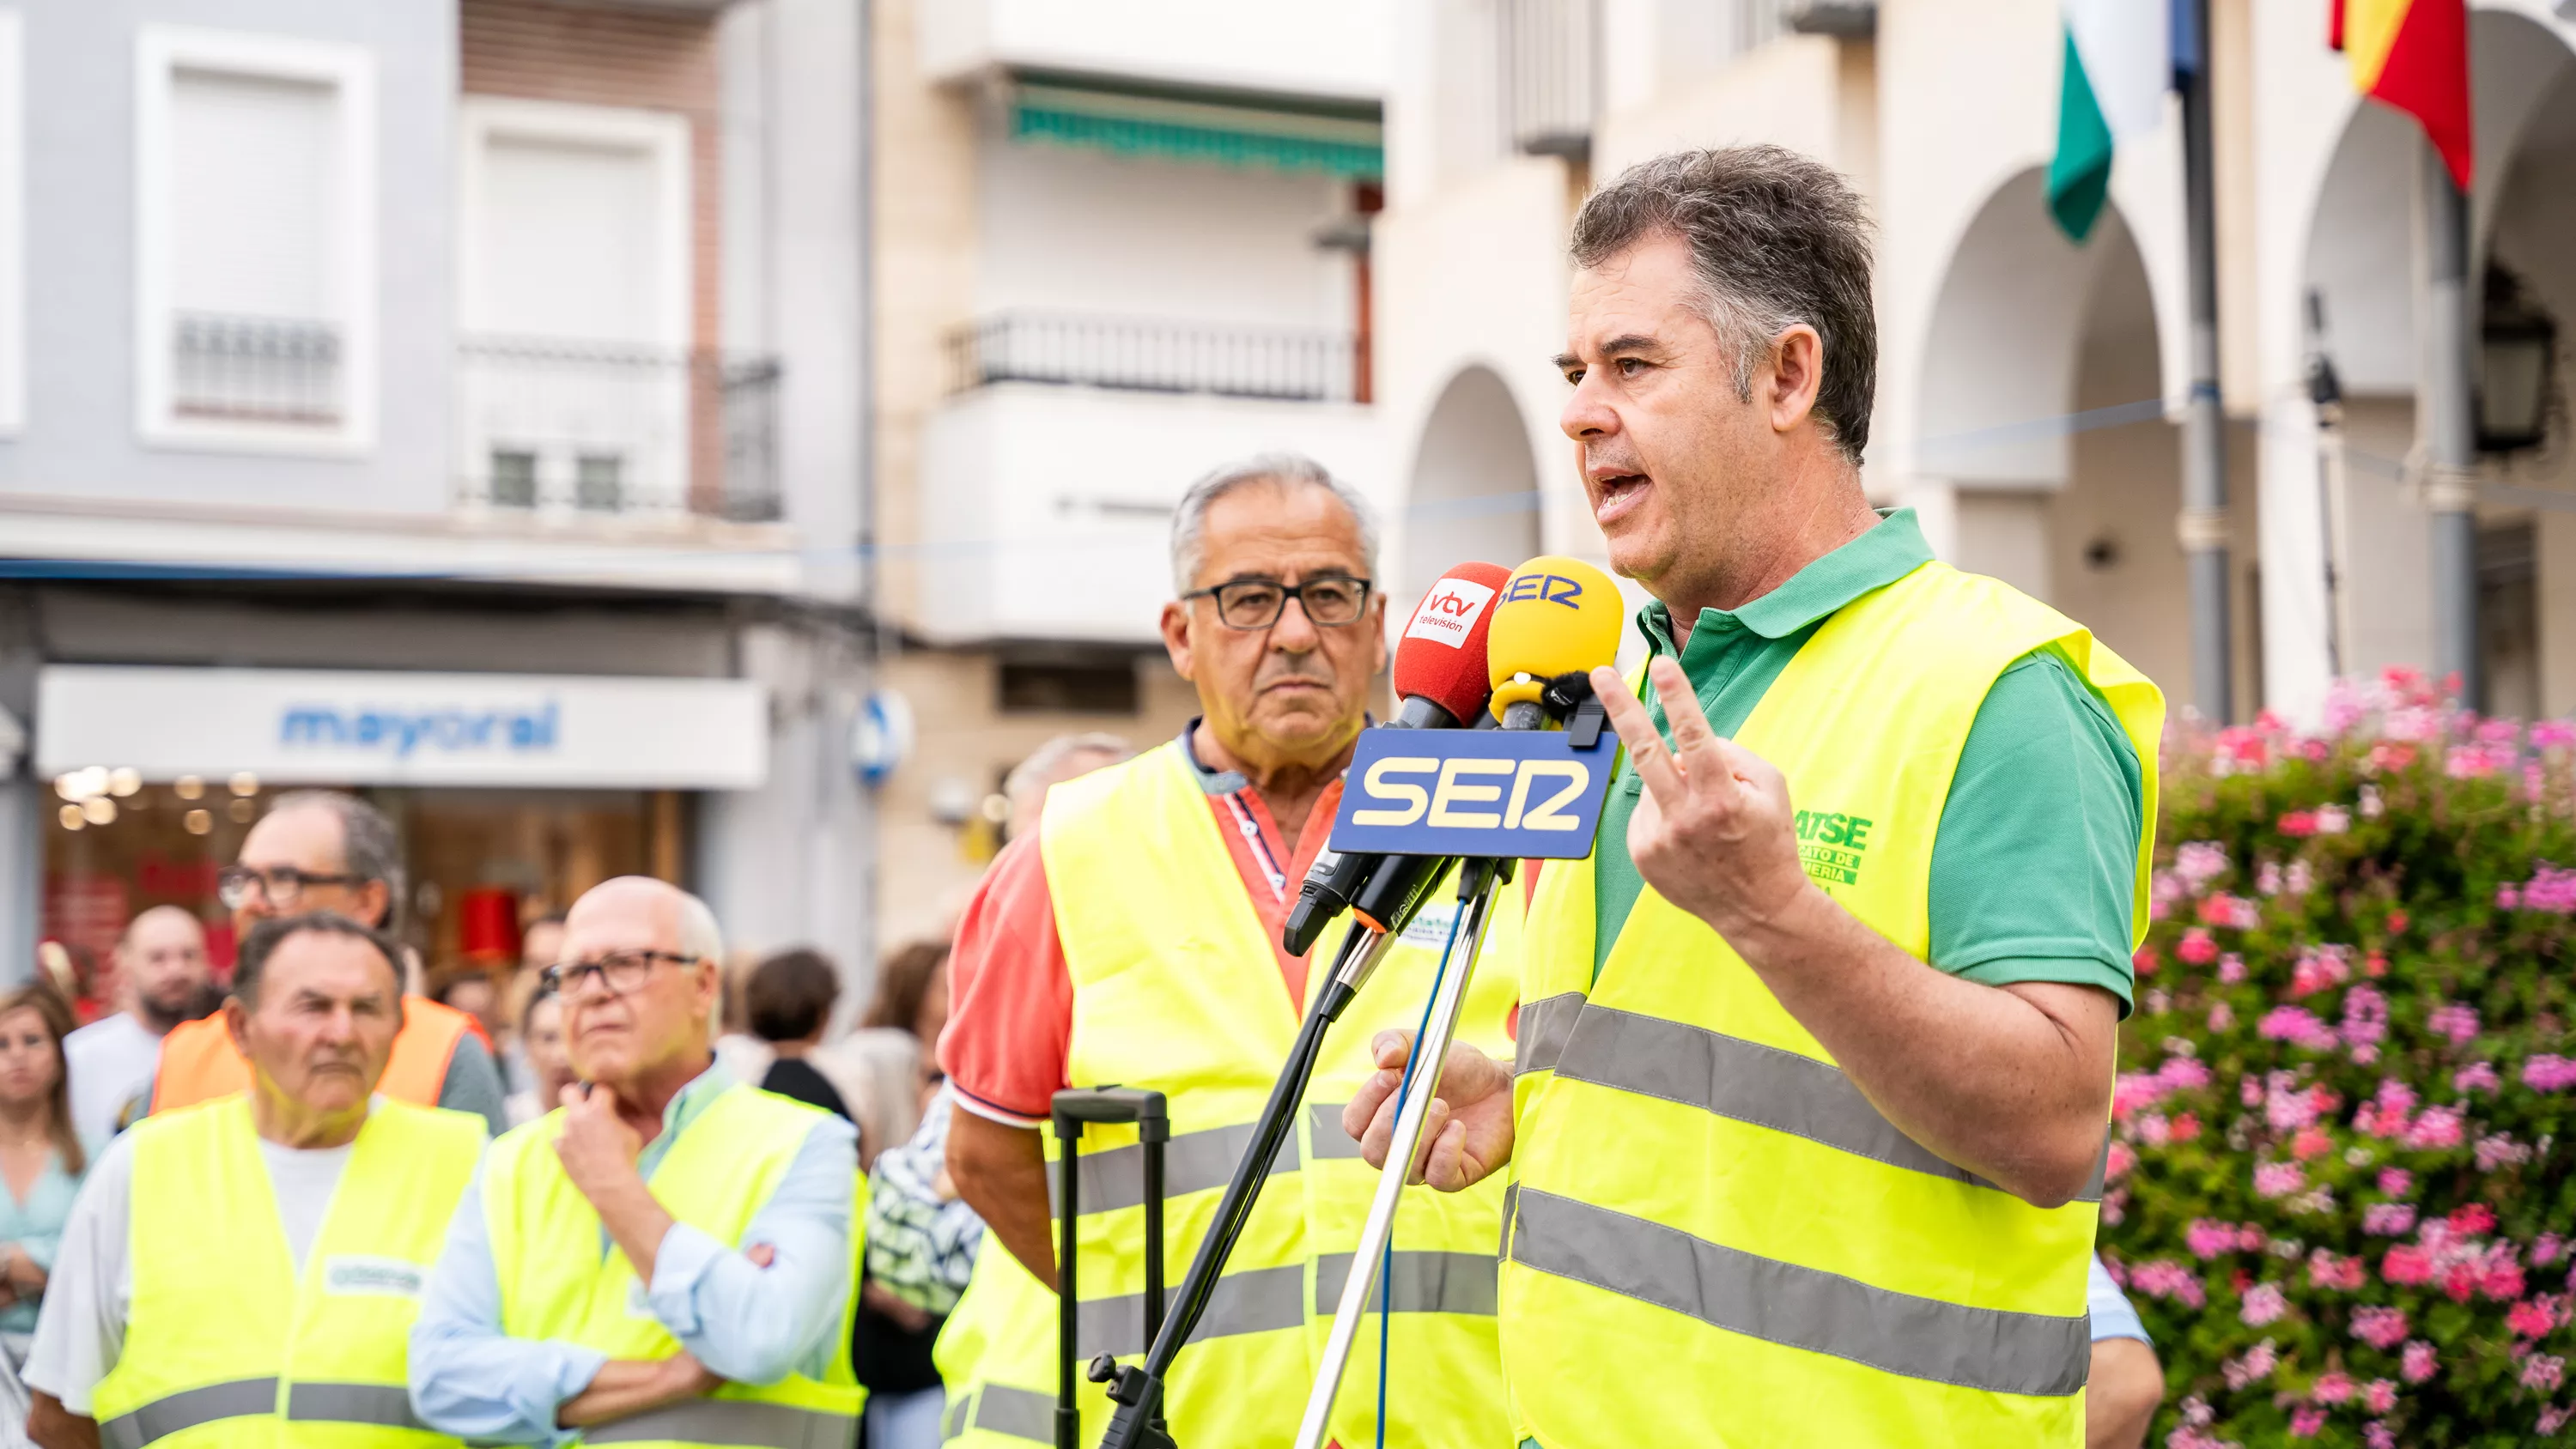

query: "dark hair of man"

left=745, top=948, right=841, bottom=1044
left=1569, top=144, right=1878, bottom=464
left=861, top=940, right=950, bottom=1040
left=267, top=789, right=406, bottom=931
left=234, top=912, right=405, bottom=1009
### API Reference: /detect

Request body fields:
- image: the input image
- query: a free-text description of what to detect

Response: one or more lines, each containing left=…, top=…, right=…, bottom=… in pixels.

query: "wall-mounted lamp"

left=2476, top=265, right=2557, bottom=454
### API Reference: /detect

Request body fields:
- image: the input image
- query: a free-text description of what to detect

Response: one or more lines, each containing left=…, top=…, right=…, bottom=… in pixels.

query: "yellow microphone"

left=1485, top=555, right=1624, bottom=726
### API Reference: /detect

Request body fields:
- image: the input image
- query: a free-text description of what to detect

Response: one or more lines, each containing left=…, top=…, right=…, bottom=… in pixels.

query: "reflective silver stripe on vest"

left=963, top=1385, right=1051, bottom=1444
left=1313, top=1251, right=1498, bottom=1316
left=1498, top=1180, right=1520, bottom=1258
left=1072, top=1263, right=1305, bottom=1361
left=1506, top=1187, right=2088, bottom=1397
left=1513, top=992, right=1587, bottom=1078
left=284, top=1382, right=428, bottom=1431
left=939, top=1393, right=971, bottom=1441
left=584, top=1399, right=856, bottom=1449
left=1047, top=1121, right=1297, bottom=1216
left=1547, top=1003, right=2014, bottom=1194
left=1304, top=1102, right=1363, bottom=1160
left=100, top=1376, right=281, bottom=1449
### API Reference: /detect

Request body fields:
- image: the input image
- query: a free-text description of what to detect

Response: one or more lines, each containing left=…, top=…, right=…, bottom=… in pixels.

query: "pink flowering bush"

left=2108, top=670, right=2575, bottom=1446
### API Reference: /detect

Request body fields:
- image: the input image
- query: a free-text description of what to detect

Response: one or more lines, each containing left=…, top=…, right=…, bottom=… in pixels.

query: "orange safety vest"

left=153, top=996, right=479, bottom=1113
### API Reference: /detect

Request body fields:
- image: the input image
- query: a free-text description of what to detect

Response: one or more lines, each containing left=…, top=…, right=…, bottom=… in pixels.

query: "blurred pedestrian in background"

left=62, top=908, right=210, bottom=1145
left=432, top=973, right=504, bottom=1052
left=746, top=949, right=848, bottom=1120
left=813, top=942, right=946, bottom=1169
left=150, top=791, right=507, bottom=1135
left=23, top=914, right=485, bottom=1449
left=500, top=912, right=568, bottom=1097
left=860, top=1075, right=978, bottom=1449
left=0, top=984, right=84, bottom=1443
left=501, top=985, right=574, bottom=1130
left=410, top=876, right=861, bottom=1446
left=999, top=734, right=1133, bottom=846
left=711, top=950, right=775, bottom=1088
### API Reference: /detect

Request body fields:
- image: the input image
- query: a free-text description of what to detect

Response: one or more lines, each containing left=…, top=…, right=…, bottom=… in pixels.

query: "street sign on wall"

left=34, top=665, right=769, bottom=790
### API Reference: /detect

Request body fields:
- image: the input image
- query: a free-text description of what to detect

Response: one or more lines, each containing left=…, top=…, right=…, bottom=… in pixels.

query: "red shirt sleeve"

left=937, top=834, right=1074, bottom=1127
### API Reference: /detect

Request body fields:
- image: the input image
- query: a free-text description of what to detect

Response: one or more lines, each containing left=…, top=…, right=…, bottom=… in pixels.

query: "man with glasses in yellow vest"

left=408, top=876, right=862, bottom=1449
left=1347, top=146, right=2165, bottom=1447
left=24, top=913, right=487, bottom=1449
left=936, top=454, right=1520, bottom=1448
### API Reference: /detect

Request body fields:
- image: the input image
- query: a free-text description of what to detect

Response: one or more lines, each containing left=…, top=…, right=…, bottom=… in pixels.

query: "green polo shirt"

left=1590, top=508, right=2143, bottom=1013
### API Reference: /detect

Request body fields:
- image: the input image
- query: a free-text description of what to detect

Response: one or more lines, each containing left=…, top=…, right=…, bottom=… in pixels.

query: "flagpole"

left=2419, top=142, right=2481, bottom=707
left=2177, top=0, right=2233, bottom=724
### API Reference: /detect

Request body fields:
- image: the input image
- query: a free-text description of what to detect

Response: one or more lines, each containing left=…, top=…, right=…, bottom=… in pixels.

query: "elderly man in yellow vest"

left=1347, top=146, right=2165, bottom=1447
left=407, top=877, right=863, bottom=1449
left=936, top=453, right=1521, bottom=1447
left=24, top=913, right=487, bottom=1449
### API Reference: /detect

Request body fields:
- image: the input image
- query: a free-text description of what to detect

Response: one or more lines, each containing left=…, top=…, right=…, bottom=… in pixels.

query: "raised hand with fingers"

left=1342, top=1028, right=1515, bottom=1191
left=1587, top=660, right=1814, bottom=944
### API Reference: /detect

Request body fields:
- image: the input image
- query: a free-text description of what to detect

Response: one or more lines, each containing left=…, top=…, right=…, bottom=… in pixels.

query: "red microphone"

left=1280, top=561, right=1508, bottom=955
left=1388, top=561, right=1511, bottom=728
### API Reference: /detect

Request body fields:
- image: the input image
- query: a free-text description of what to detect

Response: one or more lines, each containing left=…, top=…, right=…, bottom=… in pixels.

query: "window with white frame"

left=135, top=27, right=375, bottom=452
left=456, top=98, right=690, bottom=514
left=0, top=10, right=24, bottom=436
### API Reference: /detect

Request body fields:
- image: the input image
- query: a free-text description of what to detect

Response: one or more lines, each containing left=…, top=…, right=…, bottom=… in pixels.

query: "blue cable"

left=1378, top=893, right=1470, bottom=1449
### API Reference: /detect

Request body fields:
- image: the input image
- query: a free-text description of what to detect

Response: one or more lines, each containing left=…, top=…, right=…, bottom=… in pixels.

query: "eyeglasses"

left=541, top=949, right=702, bottom=997
left=216, top=864, right=369, bottom=911
left=1181, top=574, right=1372, bottom=631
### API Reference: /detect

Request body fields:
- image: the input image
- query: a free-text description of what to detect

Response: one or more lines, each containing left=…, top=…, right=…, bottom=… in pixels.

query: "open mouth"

left=1593, top=472, right=1651, bottom=523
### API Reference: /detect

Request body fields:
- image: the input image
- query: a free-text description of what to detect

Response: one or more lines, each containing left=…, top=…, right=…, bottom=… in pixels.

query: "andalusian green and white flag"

left=2046, top=0, right=2172, bottom=241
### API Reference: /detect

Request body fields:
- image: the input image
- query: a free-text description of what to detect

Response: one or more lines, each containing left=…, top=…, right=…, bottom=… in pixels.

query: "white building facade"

left=0, top=0, right=877, bottom=985
left=1376, top=0, right=2576, bottom=729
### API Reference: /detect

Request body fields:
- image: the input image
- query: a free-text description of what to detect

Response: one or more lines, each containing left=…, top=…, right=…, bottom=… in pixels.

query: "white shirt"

left=22, top=1124, right=355, bottom=1414
left=61, top=1016, right=161, bottom=1149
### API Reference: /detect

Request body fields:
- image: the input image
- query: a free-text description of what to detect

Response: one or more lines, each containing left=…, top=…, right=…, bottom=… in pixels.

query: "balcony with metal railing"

left=171, top=313, right=345, bottom=427
left=945, top=312, right=1359, bottom=404
left=453, top=338, right=782, bottom=524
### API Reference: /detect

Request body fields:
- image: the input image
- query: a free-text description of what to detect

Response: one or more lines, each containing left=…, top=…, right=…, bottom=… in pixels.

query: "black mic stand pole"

left=1091, top=917, right=1402, bottom=1449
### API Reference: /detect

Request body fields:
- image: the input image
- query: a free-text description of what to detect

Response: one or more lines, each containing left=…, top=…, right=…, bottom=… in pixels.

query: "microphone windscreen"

left=1392, top=561, right=1510, bottom=723
left=1488, top=556, right=1625, bottom=688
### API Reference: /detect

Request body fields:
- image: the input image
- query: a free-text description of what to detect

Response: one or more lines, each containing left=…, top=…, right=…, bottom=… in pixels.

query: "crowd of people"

left=0, top=750, right=1149, bottom=1449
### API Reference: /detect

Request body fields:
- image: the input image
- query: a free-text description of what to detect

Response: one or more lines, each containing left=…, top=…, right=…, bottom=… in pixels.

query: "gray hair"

left=1169, top=452, right=1380, bottom=594
left=1005, top=732, right=1134, bottom=818
left=1571, top=145, right=1877, bottom=464
left=269, top=790, right=406, bottom=931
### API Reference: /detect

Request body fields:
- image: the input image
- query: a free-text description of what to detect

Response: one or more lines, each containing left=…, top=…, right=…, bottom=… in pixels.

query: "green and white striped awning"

left=1010, top=76, right=1382, bottom=179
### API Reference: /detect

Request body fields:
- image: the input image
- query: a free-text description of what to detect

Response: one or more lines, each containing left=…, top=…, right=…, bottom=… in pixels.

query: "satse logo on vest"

left=1403, top=579, right=1497, bottom=648
left=325, top=1255, right=426, bottom=1300
left=1794, top=809, right=1875, bottom=886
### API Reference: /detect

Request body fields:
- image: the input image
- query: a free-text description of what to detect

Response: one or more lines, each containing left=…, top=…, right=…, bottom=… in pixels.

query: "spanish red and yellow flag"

left=2331, top=0, right=2472, bottom=188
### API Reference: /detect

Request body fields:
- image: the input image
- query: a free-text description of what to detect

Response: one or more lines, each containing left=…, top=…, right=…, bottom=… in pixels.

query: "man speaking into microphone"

left=936, top=454, right=1519, bottom=1448
left=1347, top=146, right=2165, bottom=1446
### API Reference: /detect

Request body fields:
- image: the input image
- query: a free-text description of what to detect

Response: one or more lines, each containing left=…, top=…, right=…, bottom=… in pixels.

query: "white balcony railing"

left=454, top=338, right=781, bottom=524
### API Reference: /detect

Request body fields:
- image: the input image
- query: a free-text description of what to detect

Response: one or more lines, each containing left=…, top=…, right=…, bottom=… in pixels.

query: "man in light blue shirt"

left=2087, top=1255, right=2164, bottom=1449
left=408, top=877, right=859, bottom=1446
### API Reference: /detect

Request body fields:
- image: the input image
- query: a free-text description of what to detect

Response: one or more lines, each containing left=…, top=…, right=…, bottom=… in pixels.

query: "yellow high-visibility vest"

left=92, top=1094, right=485, bottom=1449
left=481, top=1083, right=864, bottom=1449
left=1503, top=560, right=2163, bottom=1448
left=936, top=742, right=1522, bottom=1449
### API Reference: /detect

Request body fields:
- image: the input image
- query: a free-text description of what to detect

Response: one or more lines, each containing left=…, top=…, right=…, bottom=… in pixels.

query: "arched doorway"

left=1913, top=167, right=2229, bottom=704
left=2300, top=9, right=2576, bottom=718
left=1401, top=364, right=1543, bottom=593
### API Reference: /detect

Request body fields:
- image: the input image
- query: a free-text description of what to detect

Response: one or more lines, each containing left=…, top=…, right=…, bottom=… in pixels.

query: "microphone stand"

left=1291, top=860, right=1504, bottom=1449
left=1091, top=919, right=1401, bottom=1449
